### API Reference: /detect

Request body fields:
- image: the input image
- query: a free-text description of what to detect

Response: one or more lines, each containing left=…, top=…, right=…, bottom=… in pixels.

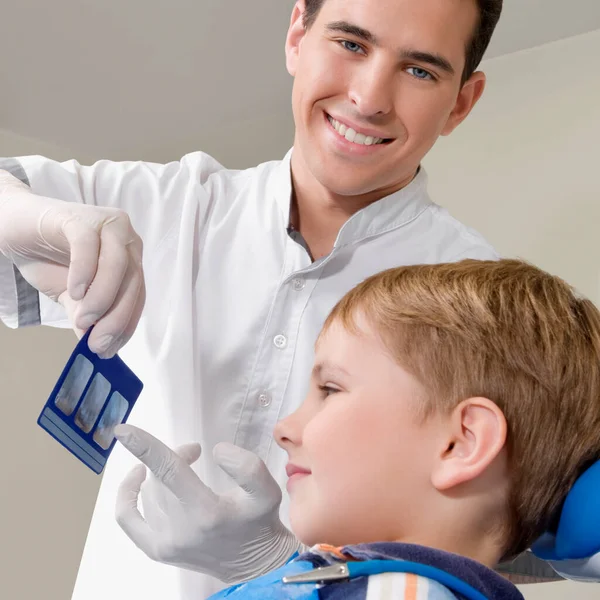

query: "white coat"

left=0, top=150, right=499, bottom=599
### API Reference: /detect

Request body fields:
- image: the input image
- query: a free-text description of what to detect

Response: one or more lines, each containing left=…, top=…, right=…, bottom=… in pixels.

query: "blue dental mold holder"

left=37, top=328, right=143, bottom=474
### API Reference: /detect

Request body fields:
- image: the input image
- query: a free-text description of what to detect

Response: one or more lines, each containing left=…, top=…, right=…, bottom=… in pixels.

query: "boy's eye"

left=407, top=66, right=435, bottom=81
left=319, top=385, right=339, bottom=398
left=340, top=40, right=364, bottom=54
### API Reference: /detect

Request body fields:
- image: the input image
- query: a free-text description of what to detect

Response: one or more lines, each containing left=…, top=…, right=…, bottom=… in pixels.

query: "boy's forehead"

left=315, top=319, right=353, bottom=353
left=313, top=323, right=364, bottom=378
left=315, top=315, right=377, bottom=356
left=314, top=319, right=343, bottom=350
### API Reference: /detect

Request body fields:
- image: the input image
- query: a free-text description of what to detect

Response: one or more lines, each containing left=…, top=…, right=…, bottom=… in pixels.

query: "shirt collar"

left=272, top=148, right=432, bottom=247
left=347, top=543, right=523, bottom=600
left=296, top=542, right=523, bottom=600
left=272, top=148, right=294, bottom=220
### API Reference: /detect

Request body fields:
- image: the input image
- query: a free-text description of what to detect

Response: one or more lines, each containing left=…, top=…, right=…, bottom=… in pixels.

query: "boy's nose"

left=274, top=415, right=293, bottom=449
left=274, top=409, right=303, bottom=449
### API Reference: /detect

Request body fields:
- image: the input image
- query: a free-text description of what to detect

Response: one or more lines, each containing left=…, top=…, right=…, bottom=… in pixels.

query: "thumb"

left=57, top=291, right=86, bottom=340
left=213, top=442, right=281, bottom=500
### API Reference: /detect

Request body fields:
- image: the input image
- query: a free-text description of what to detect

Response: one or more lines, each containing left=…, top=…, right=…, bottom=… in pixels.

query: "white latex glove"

left=0, top=169, right=144, bottom=357
left=114, top=424, right=303, bottom=585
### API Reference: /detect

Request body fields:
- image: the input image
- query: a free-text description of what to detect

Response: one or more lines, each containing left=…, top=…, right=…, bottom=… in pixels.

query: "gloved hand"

left=114, top=424, right=303, bottom=585
left=0, top=170, right=144, bottom=357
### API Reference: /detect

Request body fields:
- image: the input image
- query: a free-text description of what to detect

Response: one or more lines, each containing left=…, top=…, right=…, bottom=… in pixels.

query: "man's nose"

left=348, top=61, right=395, bottom=118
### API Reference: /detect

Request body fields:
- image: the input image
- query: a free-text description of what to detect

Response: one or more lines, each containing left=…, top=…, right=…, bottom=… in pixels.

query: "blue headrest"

left=532, top=460, right=600, bottom=561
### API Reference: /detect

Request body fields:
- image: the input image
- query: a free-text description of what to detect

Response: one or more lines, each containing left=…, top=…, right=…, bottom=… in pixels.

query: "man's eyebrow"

left=400, top=49, right=455, bottom=76
left=326, top=20, right=378, bottom=45
left=325, top=21, right=456, bottom=77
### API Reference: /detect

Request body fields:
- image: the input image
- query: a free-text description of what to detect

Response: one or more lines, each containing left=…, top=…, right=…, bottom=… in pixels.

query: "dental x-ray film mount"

left=37, top=328, right=143, bottom=474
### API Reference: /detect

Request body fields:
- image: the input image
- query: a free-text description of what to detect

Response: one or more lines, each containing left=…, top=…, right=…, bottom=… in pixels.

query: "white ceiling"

left=1, top=0, right=599, bottom=162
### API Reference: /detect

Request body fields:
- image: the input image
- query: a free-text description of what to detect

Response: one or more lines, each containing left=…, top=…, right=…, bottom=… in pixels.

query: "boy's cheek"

left=301, top=420, right=331, bottom=454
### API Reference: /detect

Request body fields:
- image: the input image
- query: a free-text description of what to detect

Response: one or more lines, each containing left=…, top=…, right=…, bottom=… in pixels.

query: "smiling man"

left=1, top=1, right=578, bottom=599
left=286, top=0, right=488, bottom=259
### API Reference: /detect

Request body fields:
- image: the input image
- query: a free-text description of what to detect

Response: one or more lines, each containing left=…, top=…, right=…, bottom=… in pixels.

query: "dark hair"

left=303, top=0, right=503, bottom=84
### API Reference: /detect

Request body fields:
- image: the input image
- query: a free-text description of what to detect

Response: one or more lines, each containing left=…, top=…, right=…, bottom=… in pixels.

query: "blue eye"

left=341, top=40, right=364, bottom=54
left=407, top=67, right=434, bottom=81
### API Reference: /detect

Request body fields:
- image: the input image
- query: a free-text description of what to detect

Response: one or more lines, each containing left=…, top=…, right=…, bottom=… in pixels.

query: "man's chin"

left=316, top=175, right=382, bottom=198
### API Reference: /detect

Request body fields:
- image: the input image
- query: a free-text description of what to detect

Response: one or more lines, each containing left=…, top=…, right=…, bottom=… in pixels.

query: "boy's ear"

left=285, top=1, right=308, bottom=77
left=431, top=398, right=507, bottom=491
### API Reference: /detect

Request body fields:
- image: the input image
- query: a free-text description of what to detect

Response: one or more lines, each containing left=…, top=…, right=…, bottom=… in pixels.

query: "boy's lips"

left=286, top=463, right=312, bottom=477
left=286, top=464, right=311, bottom=493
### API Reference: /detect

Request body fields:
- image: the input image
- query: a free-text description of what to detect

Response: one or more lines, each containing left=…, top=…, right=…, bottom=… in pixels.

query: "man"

left=1, top=1, right=591, bottom=598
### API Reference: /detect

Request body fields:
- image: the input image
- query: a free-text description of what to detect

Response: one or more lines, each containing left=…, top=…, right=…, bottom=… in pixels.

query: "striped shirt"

left=208, top=542, right=524, bottom=600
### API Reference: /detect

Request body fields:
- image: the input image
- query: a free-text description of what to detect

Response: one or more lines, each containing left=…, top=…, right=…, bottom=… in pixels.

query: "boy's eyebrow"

left=325, top=20, right=456, bottom=76
left=312, top=361, right=350, bottom=379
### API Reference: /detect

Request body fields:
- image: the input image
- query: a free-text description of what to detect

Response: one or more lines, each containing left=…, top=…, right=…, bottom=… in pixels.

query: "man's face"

left=286, top=0, right=482, bottom=199
left=274, top=319, right=442, bottom=546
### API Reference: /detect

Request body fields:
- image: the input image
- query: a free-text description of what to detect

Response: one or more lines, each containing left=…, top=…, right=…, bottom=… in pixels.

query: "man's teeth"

left=328, top=116, right=386, bottom=146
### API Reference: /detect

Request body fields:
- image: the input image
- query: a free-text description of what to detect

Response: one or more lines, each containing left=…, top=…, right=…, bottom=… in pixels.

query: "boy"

left=204, top=259, right=600, bottom=598
left=116, top=259, right=600, bottom=597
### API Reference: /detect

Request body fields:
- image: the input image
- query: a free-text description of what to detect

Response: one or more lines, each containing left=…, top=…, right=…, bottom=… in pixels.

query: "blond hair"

left=323, top=259, right=600, bottom=559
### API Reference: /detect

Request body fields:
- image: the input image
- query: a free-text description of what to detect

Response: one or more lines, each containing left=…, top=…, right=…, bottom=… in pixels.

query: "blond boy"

left=118, top=260, right=600, bottom=599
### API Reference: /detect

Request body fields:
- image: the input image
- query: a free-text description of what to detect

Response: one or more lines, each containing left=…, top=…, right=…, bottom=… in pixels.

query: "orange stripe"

left=404, top=573, right=418, bottom=600
left=315, top=544, right=348, bottom=559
